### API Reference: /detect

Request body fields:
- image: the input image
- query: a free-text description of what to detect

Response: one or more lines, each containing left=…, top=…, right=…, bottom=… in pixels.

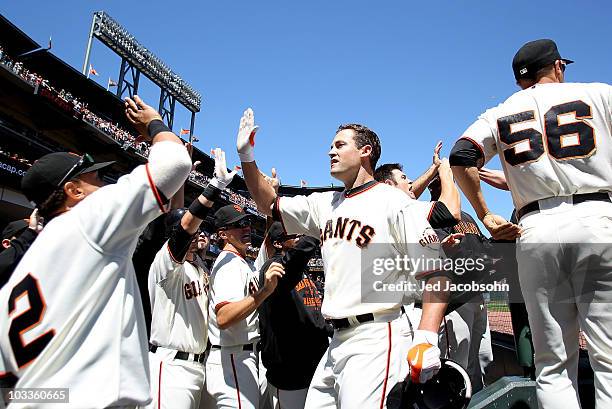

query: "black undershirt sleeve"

left=449, top=139, right=484, bottom=168
left=428, top=202, right=458, bottom=229
left=167, top=224, right=196, bottom=263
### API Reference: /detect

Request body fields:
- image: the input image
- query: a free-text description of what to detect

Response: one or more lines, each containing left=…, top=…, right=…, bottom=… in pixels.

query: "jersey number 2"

left=498, top=100, right=595, bottom=166
left=8, top=274, right=55, bottom=368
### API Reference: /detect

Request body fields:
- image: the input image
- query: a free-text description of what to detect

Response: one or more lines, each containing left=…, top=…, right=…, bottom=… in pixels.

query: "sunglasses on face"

left=56, top=153, right=95, bottom=188
left=221, top=218, right=251, bottom=230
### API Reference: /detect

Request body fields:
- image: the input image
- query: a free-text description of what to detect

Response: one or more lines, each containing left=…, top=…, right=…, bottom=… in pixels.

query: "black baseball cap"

left=2, top=220, right=28, bottom=240
left=512, top=39, right=573, bottom=81
left=213, top=204, right=252, bottom=230
left=21, top=152, right=114, bottom=206
left=267, top=222, right=286, bottom=244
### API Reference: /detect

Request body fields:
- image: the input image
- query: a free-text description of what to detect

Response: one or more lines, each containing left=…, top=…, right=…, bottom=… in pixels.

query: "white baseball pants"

left=146, top=349, right=206, bottom=409
left=304, top=312, right=412, bottom=409
left=517, top=198, right=612, bottom=409
left=205, top=345, right=263, bottom=409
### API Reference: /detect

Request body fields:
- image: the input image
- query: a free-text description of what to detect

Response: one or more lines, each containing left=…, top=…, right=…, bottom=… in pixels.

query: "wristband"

left=239, top=152, right=255, bottom=163
left=202, top=184, right=222, bottom=202
left=147, top=119, right=171, bottom=139
left=189, top=198, right=212, bottom=220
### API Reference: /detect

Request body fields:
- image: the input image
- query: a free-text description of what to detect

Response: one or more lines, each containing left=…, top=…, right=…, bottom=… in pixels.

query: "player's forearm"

left=418, top=276, right=450, bottom=332
left=411, top=164, right=438, bottom=199
left=241, top=161, right=276, bottom=216
left=479, top=168, right=509, bottom=191
left=452, top=166, right=490, bottom=220
left=217, top=290, right=271, bottom=330
left=437, top=164, right=461, bottom=221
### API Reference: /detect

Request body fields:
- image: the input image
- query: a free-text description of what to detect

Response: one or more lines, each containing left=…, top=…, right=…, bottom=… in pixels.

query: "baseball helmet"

left=164, top=208, right=188, bottom=238
left=387, top=359, right=472, bottom=409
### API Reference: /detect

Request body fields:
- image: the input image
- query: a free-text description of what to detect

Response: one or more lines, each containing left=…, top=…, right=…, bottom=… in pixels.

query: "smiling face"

left=219, top=225, right=252, bottom=256
left=389, top=169, right=416, bottom=199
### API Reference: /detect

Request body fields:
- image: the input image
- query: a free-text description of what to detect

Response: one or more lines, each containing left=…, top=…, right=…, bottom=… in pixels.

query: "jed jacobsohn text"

left=372, top=255, right=486, bottom=276
left=373, top=280, right=509, bottom=293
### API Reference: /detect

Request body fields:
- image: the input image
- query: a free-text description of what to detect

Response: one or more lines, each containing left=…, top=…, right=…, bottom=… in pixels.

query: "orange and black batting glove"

left=407, top=330, right=441, bottom=384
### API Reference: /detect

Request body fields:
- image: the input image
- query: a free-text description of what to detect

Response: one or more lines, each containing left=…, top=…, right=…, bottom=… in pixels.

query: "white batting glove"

left=407, top=330, right=441, bottom=384
left=236, top=108, right=259, bottom=162
left=209, top=148, right=238, bottom=190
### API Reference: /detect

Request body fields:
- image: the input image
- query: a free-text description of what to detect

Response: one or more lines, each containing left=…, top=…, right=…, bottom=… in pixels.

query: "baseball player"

left=206, top=204, right=283, bottom=409
left=236, top=109, right=450, bottom=408
left=0, top=95, right=192, bottom=408
left=374, top=141, right=445, bottom=201
left=374, top=157, right=461, bottom=228
left=427, top=177, right=493, bottom=392
left=147, top=148, right=237, bottom=409
left=450, top=39, right=612, bottom=408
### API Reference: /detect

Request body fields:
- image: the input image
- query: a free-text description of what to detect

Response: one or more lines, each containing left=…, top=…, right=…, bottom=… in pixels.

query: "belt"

left=330, top=313, right=374, bottom=330
left=149, top=343, right=206, bottom=363
left=516, top=192, right=611, bottom=221
left=211, top=343, right=254, bottom=351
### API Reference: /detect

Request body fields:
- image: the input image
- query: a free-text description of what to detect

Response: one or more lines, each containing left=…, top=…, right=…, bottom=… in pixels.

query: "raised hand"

left=124, top=95, right=162, bottom=139
left=260, top=167, right=280, bottom=194
left=433, top=141, right=442, bottom=167
left=209, top=148, right=238, bottom=190
left=236, top=108, right=259, bottom=162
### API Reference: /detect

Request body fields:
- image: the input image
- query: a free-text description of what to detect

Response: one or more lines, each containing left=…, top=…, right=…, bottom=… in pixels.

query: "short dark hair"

left=374, top=163, right=403, bottom=182
left=337, top=124, right=381, bottom=169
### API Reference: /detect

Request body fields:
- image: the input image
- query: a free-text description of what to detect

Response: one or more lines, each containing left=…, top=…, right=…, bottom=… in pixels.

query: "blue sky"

left=2, top=1, right=611, bottom=224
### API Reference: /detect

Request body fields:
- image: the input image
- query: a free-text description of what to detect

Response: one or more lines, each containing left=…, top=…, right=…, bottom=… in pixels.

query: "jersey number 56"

left=498, top=100, right=595, bottom=166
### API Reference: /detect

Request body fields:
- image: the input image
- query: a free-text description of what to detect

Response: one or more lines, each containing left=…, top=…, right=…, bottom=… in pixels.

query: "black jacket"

left=258, top=236, right=331, bottom=390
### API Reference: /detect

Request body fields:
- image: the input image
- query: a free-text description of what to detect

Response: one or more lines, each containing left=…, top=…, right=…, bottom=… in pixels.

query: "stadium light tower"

left=82, top=11, right=201, bottom=132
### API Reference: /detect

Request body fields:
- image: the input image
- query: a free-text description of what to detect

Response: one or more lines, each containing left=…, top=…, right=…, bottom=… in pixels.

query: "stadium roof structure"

left=0, top=12, right=341, bottom=203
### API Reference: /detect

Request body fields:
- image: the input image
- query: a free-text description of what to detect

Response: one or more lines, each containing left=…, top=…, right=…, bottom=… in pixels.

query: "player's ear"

left=383, top=178, right=395, bottom=187
left=2, top=239, right=11, bottom=249
left=359, top=144, right=372, bottom=158
left=63, top=180, right=86, bottom=202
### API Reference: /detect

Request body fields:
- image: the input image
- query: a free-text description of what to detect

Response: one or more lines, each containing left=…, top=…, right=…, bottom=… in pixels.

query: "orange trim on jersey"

left=427, top=201, right=436, bottom=222
left=146, top=163, right=167, bottom=212
left=344, top=181, right=380, bottom=198
left=230, top=353, right=242, bottom=409
left=157, top=361, right=163, bottom=408
left=273, top=196, right=288, bottom=234
left=215, top=301, right=230, bottom=314
left=166, top=243, right=184, bottom=264
left=224, top=249, right=245, bottom=259
left=379, top=322, right=392, bottom=409
left=458, top=136, right=486, bottom=164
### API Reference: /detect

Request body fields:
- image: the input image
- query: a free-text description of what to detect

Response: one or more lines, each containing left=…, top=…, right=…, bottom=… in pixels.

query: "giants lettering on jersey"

left=419, top=228, right=440, bottom=247
left=184, top=279, right=205, bottom=300
left=319, top=217, right=376, bottom=248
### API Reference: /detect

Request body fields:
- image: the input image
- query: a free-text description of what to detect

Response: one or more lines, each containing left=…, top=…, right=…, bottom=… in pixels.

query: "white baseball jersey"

left=462, top=82, right=612, bottom=210
left=0, top=165, right=174, bottom=408
left=148, top=242, right=209, bottom=354
left=207, top=250, right=260, bottom=346
left=273, top=181, right=442, bottom=319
